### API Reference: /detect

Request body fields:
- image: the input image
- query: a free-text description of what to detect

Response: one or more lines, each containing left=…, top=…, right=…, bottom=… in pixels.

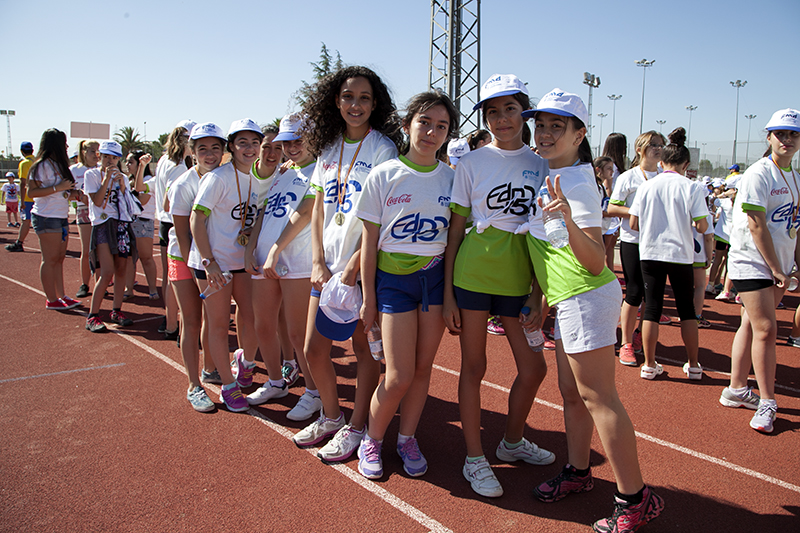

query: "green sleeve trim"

left=450, top=203, right=470, bottom=217
left=609, top=199, right=626, bottom=206
left=692, top=215, right=707, bottom=222
left=309, top=183, right=323, bottom=193
left=362, top=219, right=380, bottom=227
left=193, top=205, right=211, bottom=216
left=741, top=202, right=765, bottom=212
left=303, top=193, right=316, bottom=200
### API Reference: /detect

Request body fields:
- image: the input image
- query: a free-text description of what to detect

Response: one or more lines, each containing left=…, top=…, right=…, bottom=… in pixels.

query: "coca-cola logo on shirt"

left=387, top=194, right=412, bottom=206
left=771, top=187, right=789, bottom=196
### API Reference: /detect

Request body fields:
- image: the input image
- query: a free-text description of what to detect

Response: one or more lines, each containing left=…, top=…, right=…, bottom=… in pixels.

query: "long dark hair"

left=303, top=65, right=402, bottom=155
left=128, top=150, right=153, bottom=179
left=30, top=129, right=74, bottom=184
left=570, top=117, right=594, bottom=164
left=467, top=129, right=491, bottom=150
left=602, top=132, right=627, bottom=173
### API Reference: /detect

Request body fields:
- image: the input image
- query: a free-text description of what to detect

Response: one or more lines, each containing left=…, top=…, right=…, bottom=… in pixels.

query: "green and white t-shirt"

left=729, top=157, right=800, bottom=280
left=450, top=144, right=547, bottom=296
left=167, top=167, right=202, bottom=261
left=525, top=163, right=615, bottom=306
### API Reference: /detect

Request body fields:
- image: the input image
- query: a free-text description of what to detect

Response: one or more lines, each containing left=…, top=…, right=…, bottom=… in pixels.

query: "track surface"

left=1, top=221, right=799, bottom=532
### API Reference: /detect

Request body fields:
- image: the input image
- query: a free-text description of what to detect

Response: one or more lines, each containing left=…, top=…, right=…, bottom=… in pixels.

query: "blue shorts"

left=376, top=259, right=444, bottom=314
left=21, top=201, right=34, bottom=221
left=454, top=286, right=528, bottom=317
left=31, top=214, right=68, bottom=241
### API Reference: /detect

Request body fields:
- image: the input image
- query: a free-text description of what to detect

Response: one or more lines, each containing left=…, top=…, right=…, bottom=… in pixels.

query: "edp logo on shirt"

left=486, top=183, right=537, bottom=216
left=771, top=201, right=800, bottom=231
left=391, top=212, right=449, bottom=243
left=323, top=178, right=362, bottom=213
left=231, top=202, right=257, bottom=227
left=264, top=191, right=297, bottom=219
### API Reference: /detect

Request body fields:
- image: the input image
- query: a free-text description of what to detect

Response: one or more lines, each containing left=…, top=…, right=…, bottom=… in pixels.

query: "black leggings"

left=640, top=260, right=696, bottom=321
left=620, top=241, right=645, bottom=306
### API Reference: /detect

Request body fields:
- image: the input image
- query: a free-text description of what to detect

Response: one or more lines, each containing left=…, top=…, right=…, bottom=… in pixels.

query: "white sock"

left=305, top=388, right=319, bottom=397
left=397, top=433, right=413, bottom=446
left=729, top=386, right=748, bottom=395
left=760, top=398, right=777, bottom=407
left=268, top=379, right=284, bottom=387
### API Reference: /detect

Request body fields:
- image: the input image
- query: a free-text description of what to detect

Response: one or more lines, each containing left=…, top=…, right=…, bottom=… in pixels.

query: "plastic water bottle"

left=789, top=277, right=799, bottom=292
left=275, top=264, right=289, bottom=277
left=199, top=271, right=233, bottom=300
left=520, top=306, right=545, bottom=352
left=367, top=322, right=384, bottom=361
left=540, top=187, right=570, bottom=249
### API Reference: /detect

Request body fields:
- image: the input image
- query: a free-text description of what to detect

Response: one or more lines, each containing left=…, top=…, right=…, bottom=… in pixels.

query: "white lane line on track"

left=3, top=272, right=800, bottom=500
left=109, top=330, right=452, bottom=533
left=433, top=365, right=800, bottom=495
left=0, top=363, right=126, bottom=384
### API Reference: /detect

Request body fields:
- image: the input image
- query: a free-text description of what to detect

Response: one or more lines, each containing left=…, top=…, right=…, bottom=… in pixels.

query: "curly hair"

left=302, top=65, right=402, bottom=155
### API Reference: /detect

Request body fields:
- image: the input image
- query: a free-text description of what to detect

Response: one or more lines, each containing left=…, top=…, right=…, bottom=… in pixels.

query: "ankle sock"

left=502, top=438, right=523, bottom=449
left=397, top=433, right=413, bottom=446
left=306, top=388, right=319, bottom=397
left=569, top=464, right=591, bottom=477
left=222, top=382, right=238, bottom=391
left=466, top=455, right=486, bottom=464
left=268, top=378, right=284, bottom=387
left=616, top=486, right=644, bottom=505
left=729, top=385, right=749, bottom=395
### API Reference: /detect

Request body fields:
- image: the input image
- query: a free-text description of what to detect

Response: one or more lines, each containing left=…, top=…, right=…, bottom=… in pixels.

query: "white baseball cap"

left=189, top=122, right=226, bottom=141
left=447, top=138, right=470, bottom=165
left=99, top=140, right=123, bottom=157
left=5, top=171, right=15, bottom=177
left=473, top=74, right=529, bottom=110
left=523, top=88, right=590, bottom=128
left=175, top=119, right=196, bottom=133
left=765, top=108, right=800, bottom=133
left=712, top=178, right=725, bottom=188
left=273, top=114, right=309, bottom=142
left=228, top=118, right=263, bottom=139
left=69, top=149, right=78, bottom=159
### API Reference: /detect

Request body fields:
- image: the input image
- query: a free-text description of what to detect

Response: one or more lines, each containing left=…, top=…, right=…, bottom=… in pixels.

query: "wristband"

left=53, top=186, right=57, bottom=193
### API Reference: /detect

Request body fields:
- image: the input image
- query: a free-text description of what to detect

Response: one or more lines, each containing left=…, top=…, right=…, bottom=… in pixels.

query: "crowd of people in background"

left=5, top=66, right=799, bottom=533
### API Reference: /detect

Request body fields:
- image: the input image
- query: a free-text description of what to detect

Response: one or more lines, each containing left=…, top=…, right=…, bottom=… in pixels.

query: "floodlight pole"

left=635, top=59, right=655, bottom=134
left=608, top=94, right=622, bottom=132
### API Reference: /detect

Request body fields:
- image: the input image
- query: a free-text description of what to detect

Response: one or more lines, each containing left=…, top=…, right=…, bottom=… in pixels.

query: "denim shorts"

left=21, top=201, right=34, bottom=221
left=32, top=213, right=68, bottom=240
left=131, top=218, right=154, bottom=239
left=376, top=259, right=444, bottom=314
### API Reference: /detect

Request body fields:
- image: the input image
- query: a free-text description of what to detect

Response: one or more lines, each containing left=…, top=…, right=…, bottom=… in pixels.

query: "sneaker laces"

left=399, top=439, right=421, bottom=460
left=756, top=402, right=777, bottom=417
left=362, top=439, right=381, bottom=462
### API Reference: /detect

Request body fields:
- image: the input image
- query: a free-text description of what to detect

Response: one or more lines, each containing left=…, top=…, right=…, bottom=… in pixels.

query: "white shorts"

left=554, top=280, right=622, bottom=354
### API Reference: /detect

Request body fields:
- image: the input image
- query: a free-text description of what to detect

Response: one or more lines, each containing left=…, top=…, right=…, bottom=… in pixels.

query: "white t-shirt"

left=70, top=163, right=90, bottom=206
left=31, top=160, right=70, bottom=219
left=694, top=214, right=714, bottom=264
left=729, top=157, right=800, bottom=280
left=167, top=168, right=202, bottom=261
left=629, top=171, right=710, bottom=264
left=356, top=157, right=454, bottom=256
left=136, top=176, right=157, bottom=221
left=2, top=182, right=19, bottom=202
left=253, top=166, right=315, bottom=279
left=253, top=165, right=278, bottom=207
left=527, top=163, right=602, bottom=239
left=609, top=166, right=659, bottom=244
left=451, top=144, right=548, bottom=233
left=310, top=132, right=398, bottom=274
left=713, top=196, right=734, bottom=243
left=187, top=162, right=260, bottom=272
left=154, top=155, right=188, bottom=223
left=83, top=168, right=139, bottom=225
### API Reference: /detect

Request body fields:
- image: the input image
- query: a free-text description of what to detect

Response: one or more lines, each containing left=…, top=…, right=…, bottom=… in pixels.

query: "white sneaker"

left=682, top=362, right=703, bottom=380
left=750, top=401, right=777, bottom=433
left=495, top=438, right=555, bottom=465
left=463, top=456, right=503, bottom=498
left=246, top=381, right=289, bottom=405
left=317, top=424, right=365, bottom=462
left=287, top=391, right=323, bottom=421
left=292, top=411, right=345, bottom=447
left=640, top=363, right=663, bottom=380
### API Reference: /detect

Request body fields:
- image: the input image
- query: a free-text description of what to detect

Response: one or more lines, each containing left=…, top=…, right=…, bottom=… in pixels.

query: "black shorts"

left=715, top=240, right=730, bottom=252
left=731, top=278, right=773, bottom=293
left=640, top=260, right=696, bottom=321
left=619, top=241, right=645, bottom=306
left=158, top=221, right=173, bottom=247
left=193, top=267, right=246, bottom=281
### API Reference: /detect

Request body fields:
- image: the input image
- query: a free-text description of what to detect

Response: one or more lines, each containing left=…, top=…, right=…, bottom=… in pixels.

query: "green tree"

left=294, top=42, right=344, bottom=108
left=698, top=159, right=713, bottom=175
left=113, top=126, right=145, bottom=156
left=144, top=132, right=169, bottom=160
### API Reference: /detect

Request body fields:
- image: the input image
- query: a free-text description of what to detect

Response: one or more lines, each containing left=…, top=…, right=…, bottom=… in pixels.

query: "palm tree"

left=113, top=126, right=144, bottom=156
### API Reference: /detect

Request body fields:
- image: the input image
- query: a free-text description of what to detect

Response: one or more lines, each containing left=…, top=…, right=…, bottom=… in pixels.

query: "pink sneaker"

left=592, top=486, right=664, bottom=532
left=220, top=384, right=249, bottom=412
left=59, top=296, right=81, bottom=310
left=45, top=299, right=69, bottom=311
left=632, top=328, right=643, bottom=354
left=486, top=316, right=505, bottom=336
left=231, top=349, right=255, bottom=388
left=619, top=344, right=638, bottom=366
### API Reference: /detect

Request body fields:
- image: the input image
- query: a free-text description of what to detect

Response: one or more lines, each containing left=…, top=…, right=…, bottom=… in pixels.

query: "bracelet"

left=53, top=186, right=57, bottom=193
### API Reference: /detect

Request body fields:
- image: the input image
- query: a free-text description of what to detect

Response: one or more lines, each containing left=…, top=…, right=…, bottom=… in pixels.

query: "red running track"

left=0, top=222, right=798, bottom=532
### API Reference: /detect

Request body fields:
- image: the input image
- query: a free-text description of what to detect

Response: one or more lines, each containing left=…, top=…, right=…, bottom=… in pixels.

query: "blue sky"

left=3, top=0, right=798, bottom=167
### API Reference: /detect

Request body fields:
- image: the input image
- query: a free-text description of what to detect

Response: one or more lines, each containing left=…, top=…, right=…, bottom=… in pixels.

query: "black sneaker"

left=75, top=284, right=90, bottom=298
left=157, top=317, right=167, bottom=333
left=164, top=327, right=180, bottom=341
left=86, top=316, right=107, bottom=333
left=110, top=310, right=134, bottom=326
left=533, top=464, right=594, bottom=503
left=5, top=241, right=23, bottom=252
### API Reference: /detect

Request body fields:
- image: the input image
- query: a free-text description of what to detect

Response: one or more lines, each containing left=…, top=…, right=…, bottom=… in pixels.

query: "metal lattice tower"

left=428, top=0, right=481, bottom=136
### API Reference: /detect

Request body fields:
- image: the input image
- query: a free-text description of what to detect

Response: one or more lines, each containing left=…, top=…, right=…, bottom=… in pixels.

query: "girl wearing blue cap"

left=721, top=108, right=800, bottom=433
left=168, top=123, right=227, bottom=412
left=523, top=89, right=663, bottom=532
left=354, top=90, right=458, bottom=480
left=84, top=140, right=143, bottom=332
left=26, top=129, right=79, bottom=311
left=443, top=74, right=553, bottom=498
left=188, top=119, right=262, bottom=412
left=291, top=66, right=401, bottom=463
